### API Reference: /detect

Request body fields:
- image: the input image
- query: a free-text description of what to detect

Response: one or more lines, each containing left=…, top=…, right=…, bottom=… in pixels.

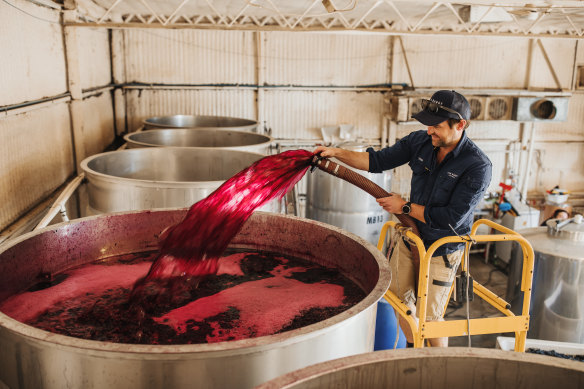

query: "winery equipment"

left=80, top=148, right=281, bottom=214
left=507, top=215, right=584, bottom=343
left=257, top=348, right=584, bottom=389
left=306, top=142, right=391, bottom=245
left=0, top=210, right=390, bottom=389
left=124, top=128, right=272, bottom=154
left=143, top=115, right=258, bottom=132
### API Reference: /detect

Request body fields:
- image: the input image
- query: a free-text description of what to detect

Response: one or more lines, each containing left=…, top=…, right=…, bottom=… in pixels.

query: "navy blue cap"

left=412, top=90, right=471, bottom=126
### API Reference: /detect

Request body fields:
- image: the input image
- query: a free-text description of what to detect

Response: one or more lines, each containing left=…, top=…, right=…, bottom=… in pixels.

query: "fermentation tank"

left=306, top=142, right=391, bottom=245
left=0, top=210, right=390, bottom=389
left=124, top=128, right=272, bottom=154
left=80, top=147, right=281, bottom=214
left=507, top=217, right=584, bottom=343
left=257, top=348, right=584, bottom=389
left=143, top=115, right=258, bottom=132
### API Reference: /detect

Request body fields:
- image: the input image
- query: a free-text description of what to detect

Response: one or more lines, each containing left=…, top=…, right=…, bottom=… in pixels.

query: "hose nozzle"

left=310, top=152, right=325, bottom=173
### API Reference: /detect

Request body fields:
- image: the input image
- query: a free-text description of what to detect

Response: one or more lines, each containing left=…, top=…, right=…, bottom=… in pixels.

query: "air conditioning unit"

left=512, top=96, right=569, bottom=122
left=485, top=96, right=514, bottom=120
left=467, top=96, right=487, bottom=120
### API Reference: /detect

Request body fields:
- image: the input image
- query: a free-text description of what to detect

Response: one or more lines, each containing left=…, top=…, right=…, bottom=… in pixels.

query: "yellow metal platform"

left=377, top=219, right=534, bottom=352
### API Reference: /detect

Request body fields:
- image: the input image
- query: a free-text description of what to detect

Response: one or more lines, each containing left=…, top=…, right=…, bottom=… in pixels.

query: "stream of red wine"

left=132, top=149, right=314, bottom=296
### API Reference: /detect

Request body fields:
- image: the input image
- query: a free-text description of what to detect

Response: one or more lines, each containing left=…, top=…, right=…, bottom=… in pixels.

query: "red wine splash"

left=137, top=149, right=314, bottom=286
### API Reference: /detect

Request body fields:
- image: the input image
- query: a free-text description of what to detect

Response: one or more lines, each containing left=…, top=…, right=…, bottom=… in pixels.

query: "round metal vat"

left=143, top=115, right=258, bottom=132
left=306, top=142, right=391, bottom=245
left=507, top=219, right=584, bottom=343
left=0, top=210, right=390, bottom=389
left=80, top=148, right=280, bottom=214
left=124, top=128, right=272, bottom=154
left=257, top=348, right=584, bottom=389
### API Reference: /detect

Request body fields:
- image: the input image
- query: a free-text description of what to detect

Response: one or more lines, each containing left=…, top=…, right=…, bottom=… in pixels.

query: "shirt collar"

left=430, top=130, right=468, bottom=159
left=451, top=130, right=468, bottom=158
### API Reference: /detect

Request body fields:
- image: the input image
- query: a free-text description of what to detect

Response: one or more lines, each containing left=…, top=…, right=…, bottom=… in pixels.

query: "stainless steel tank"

left=124, top=128, right=273, bottom=154
left=80, top=148, right=280, bottom=214
left=306, top=142, right=391, bottom=245
left=257, top=348, right=584, bottom=389
left=143, top=115, right=258, bottom=132
left=507, top=218, right=584, bottom=343
left=0, top=210, right=390, bottom=389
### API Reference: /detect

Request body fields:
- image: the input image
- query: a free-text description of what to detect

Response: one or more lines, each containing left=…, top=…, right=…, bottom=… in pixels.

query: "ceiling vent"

left=512, top=97, right=569, bottom=122
left=485, top=96, right=513, bottom=120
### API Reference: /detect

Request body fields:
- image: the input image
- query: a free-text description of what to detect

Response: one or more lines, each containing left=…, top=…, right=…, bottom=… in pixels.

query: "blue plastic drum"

left=374, top=298, right=407, bottom=350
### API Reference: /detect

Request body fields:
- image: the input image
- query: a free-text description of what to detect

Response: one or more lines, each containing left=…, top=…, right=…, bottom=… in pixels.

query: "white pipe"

left=34, top=173, right=85, bottom=231
left=521, top=123, right=536, bottom=201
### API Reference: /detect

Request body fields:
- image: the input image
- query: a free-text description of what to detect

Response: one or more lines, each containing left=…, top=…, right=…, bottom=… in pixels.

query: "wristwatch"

left=402, top=201, right=412, bottom=215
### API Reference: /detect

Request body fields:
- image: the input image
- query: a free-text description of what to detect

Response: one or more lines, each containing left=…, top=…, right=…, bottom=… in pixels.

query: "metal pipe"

left=521, top=123, right=536, bottom=200
left=34, top=173, right=85, bottom=231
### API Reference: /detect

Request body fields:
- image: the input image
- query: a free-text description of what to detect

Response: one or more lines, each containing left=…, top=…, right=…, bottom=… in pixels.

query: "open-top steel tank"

left=257, top=348, right=584, bottom=389
left=143, top=115, right=258, bottom=132
left=0, top=210, right=390, bottom=389
left=507, top=217, right=584, bottom=343
left=124, top=128, right=272, bottom=154
left=80, top=148, right=280, bottom=215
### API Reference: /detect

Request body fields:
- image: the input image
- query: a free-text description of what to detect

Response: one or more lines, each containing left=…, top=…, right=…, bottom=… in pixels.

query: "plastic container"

left=374, top=299, right=407, bottom=350
left=545, top=190, right=569, bottom=205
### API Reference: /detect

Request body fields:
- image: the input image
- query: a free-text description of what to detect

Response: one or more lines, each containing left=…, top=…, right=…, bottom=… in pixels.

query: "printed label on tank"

left=366, top=215, right=385, bottom=224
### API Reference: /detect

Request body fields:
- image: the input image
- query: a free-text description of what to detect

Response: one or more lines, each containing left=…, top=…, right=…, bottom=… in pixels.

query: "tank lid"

left=545, top=217, right=584, bottom=242
left=335, top=141, right=372, bottom=152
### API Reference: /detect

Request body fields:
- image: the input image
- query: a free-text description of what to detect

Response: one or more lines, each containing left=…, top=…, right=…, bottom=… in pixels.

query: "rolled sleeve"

left=367, top=134, right=419, bottom=173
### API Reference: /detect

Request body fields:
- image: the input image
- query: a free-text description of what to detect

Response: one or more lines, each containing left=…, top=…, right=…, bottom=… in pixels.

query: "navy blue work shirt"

left=367, top=130, right=492, bottom=256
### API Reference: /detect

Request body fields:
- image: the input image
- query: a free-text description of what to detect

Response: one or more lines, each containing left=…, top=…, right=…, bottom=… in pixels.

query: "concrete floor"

left=446, top=252, right=510, bottom=348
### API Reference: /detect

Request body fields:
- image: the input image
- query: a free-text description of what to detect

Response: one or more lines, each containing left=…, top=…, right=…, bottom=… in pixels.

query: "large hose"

left=311, top=155, right=422, bottom=289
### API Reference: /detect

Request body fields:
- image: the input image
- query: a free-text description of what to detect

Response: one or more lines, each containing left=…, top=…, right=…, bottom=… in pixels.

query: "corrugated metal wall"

left=264, top=90, right=385, bottom=140
left=123, top=30, right=256, bottom=84
left=0, top=104, right=74, bottom=229
left=263, top=32, right=389, bottom=86
left=125, top=88, right=256, bottom=131
left=0, top=2, right=66, bottom=106
left=0, top=1, right=115, bottom=231
left=78, top=28, right=112, bottom=90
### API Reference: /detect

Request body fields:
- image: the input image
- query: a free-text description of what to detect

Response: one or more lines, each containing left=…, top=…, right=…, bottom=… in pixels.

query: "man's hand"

left=313, top=146, right=341, bottom=158
left=376, top=194, right=407, bottom=214
left=312, top=146, right=369, bottom=171
left=378, top=195, right=426, bottom=223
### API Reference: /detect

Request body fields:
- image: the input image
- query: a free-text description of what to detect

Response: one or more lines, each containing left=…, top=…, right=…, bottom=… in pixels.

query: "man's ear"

left=457, top=120, right=467, bottom=131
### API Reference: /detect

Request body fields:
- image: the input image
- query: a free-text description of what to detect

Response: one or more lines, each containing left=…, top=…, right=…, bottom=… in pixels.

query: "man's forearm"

left=326, top=149, right=369, bottom=171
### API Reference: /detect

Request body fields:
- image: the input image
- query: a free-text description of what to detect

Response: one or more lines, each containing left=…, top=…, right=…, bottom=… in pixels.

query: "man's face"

left=427, top=120, right=459, bottom=148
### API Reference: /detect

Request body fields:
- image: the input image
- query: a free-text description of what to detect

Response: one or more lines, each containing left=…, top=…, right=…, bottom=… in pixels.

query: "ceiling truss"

left=66, top=0, right=584, bottom=38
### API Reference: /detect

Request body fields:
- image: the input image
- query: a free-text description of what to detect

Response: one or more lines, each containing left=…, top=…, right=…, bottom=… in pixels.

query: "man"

left=315, top=90, right=492, bottom=347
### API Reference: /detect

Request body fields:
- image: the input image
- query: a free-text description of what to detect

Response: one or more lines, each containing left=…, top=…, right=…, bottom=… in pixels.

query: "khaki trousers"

left=388, top=238, right=463, bottom=321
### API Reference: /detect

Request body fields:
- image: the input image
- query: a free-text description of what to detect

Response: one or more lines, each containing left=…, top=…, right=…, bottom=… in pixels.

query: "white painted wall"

left=0, top=1, right=114, bottom=231
left=0, top=104, right=74, bottom=229
left=0, top=1, right=66, bottom=106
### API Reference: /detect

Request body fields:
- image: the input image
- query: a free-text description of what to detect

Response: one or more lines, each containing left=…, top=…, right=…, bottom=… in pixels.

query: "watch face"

left=402, top=203, right=411, bottom=214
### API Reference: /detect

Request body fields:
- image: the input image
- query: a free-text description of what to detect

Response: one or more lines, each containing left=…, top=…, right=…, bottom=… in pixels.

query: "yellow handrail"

left=378, top=218, right=534, bottom=351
